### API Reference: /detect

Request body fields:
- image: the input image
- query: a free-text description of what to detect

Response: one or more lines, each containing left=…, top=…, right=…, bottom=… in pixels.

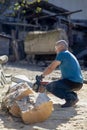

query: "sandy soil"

left=0, top=61, right=87, bottom=130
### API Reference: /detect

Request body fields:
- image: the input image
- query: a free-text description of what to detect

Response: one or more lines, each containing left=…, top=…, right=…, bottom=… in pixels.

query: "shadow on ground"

left=0, top=104, right=77, bottom=130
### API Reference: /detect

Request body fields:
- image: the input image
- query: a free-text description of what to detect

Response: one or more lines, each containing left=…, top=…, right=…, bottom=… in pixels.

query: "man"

left=36, top=40, right=83, bottom=108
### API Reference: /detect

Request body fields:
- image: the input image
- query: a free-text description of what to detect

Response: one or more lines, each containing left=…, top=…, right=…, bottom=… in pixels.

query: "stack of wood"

left=1, top=82, right=53, bottom=124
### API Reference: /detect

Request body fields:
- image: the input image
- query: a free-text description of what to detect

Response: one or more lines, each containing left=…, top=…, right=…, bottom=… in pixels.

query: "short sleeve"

left=55, top=52, right=63, bottom=62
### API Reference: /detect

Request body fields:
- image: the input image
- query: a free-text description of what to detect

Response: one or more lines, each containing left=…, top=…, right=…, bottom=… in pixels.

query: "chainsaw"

left=32, top=75, right=48, bottom=93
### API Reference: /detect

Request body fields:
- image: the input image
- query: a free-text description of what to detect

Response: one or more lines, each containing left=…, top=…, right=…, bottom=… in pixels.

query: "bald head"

left=55, top=40, right=68, bottom=53
left=55, top=40, right=68, bottom=49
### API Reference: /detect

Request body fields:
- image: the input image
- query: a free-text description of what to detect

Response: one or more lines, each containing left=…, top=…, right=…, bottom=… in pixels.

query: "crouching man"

left=36, top=40, right=83, bottom=108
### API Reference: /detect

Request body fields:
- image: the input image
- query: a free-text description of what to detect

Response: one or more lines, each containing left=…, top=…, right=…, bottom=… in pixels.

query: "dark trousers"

left=46, top=79, right=83, bottom=101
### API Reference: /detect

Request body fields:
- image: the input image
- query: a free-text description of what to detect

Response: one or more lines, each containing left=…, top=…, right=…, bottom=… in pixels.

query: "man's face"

left=55, top=45, right=61, bottom=53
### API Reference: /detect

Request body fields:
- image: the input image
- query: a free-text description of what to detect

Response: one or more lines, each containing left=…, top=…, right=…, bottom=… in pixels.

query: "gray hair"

left=55, top=40, right=68, bottom=48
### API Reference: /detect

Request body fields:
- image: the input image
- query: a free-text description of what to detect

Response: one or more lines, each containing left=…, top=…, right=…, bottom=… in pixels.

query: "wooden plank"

left=33, top=126, right=54, bottom=130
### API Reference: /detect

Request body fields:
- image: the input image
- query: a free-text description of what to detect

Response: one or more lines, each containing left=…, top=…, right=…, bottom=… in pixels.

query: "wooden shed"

left=0, top=34, right=11, bottom=56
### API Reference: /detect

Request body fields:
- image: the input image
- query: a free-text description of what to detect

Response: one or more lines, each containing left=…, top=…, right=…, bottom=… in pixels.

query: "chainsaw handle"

left=33, top=81, right=49, bottom=92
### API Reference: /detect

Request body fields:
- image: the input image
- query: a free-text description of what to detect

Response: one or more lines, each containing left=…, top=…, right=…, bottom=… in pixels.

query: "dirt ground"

left=0, top=61, right=87, bottom=130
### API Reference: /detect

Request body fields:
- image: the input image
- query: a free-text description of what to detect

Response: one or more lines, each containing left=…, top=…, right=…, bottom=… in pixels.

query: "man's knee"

left=46, top=83, right=54, bottom=92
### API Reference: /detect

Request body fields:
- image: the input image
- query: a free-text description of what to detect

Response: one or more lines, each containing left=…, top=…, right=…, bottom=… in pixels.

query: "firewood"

left=1, top=82, right=53, bottom=124
left=9, top=102, right=20, bottom=117
left=1, top=82, right=35, bottom=116
left=17, top=93, right=53, bottom=124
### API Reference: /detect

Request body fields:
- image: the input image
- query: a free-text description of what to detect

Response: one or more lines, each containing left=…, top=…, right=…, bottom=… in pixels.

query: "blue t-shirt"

left=55, top=50, right=83, bottom=83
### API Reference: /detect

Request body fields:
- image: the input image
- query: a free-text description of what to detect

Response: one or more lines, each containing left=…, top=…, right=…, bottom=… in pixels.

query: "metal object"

left=33, top=77, right=48, bottom=93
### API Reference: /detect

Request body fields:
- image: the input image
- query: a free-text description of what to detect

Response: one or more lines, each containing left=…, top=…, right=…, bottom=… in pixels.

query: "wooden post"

left=11, top=30, right=20, bottom=61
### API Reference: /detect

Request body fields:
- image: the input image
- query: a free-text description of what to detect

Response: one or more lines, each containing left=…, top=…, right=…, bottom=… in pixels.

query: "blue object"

left=55, top=50, right=83, bottom=83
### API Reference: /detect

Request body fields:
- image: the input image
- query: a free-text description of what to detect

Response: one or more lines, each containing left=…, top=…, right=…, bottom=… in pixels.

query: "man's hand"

left=35, top=75, right=44, bottom=83
left=33, top=75, right=44, bottom=92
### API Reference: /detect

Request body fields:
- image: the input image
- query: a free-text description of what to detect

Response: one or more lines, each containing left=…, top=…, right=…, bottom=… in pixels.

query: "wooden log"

left=33, top=126, right=54, bottom=130
left=20, top=101, right=53, bottom=124
left=1, top=82, right=53, bottom=124
left=17, top=93, right=53, bottom=124
left=7, top=82, right=34, bottom=102
left=1, top=82, right=35, bottom=117
left=9, top=102, right=20, bottom=117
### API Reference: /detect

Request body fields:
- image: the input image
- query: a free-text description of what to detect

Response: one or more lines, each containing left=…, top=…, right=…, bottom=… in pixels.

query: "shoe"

left=61, top=98, right=79, bottom=108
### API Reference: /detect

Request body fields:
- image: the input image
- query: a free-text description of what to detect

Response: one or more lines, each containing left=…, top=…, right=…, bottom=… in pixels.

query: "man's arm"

left=42, top=60, right=61, bottom=77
